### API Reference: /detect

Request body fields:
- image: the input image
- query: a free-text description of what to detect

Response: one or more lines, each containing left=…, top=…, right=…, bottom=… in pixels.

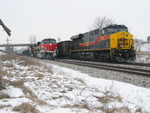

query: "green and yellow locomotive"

left=70, top=25, right=135, bottom=62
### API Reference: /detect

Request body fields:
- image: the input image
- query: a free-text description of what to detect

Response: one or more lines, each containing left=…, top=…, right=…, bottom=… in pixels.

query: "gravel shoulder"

left=41, top=59, right=150, bottom=88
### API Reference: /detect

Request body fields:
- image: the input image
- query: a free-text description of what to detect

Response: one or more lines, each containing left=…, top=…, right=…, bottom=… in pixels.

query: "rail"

left=57, top=59, right=150, bottom=77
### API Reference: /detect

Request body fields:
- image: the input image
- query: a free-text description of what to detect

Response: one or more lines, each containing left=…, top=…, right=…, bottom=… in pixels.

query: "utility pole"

left=5, top=37, right=12, bottom=53
left=6, top=37, right=11, bottom=45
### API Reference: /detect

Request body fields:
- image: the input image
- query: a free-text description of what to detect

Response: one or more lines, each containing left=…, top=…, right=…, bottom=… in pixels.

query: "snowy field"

left=0, top=54, right=150, bottom=113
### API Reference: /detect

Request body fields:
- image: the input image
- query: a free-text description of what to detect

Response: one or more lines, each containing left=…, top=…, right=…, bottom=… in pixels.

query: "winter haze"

left=0, top=0, right=150, bottom=44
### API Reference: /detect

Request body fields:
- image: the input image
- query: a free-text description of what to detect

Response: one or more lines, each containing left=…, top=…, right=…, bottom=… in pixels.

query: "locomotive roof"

left=103, top=24, right=127, bottom=29
left=70, top=34, right=84, bottom=40
left=42, top=38, right=56, bottom=41
left=70, top=24, right=127, bottom=40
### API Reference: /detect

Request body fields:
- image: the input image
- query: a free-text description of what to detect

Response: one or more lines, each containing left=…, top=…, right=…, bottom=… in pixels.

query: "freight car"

left=59, top=24, right=136, bottom=62
left=57, top=41, right=72, bottom=58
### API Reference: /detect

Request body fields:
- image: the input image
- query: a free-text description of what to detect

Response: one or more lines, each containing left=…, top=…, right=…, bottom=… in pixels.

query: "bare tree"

left=91, top=16, right=115, bottom=30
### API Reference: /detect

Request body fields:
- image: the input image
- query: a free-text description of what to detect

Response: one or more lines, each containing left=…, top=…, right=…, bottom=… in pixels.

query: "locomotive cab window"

left=106, top=28, right=118, bottom=35
left=42, top=39, right=56, bottom=44
left=118, top=28, right=128, bottom=32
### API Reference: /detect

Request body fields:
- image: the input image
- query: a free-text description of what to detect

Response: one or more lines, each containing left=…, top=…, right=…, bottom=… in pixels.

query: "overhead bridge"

left=0, top=44, right=32, bottom=54
left=0, top=44, right=31, bottom=47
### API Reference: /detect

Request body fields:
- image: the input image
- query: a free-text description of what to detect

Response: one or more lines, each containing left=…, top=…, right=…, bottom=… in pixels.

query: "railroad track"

left=58, top=58, right=150, bottom=67
left=56, top=59, right=150, bottom=77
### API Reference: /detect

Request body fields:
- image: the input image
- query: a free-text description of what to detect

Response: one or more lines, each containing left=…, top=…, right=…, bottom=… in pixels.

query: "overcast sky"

left=0, top=0, right=150, bottom=44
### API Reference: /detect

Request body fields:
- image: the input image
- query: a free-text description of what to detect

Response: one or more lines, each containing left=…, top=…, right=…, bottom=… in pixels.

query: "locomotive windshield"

left=118, top=27, right=128, bottom=32
left=104, top=25, right=128, bottom=35
left=106, top=28, right=118, bottom=34
left=42, top=39, right=56, bottom=44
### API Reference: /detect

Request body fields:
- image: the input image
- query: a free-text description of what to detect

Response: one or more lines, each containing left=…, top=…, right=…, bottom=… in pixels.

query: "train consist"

left=58, top=24, right=136, bottom=62
left=25, top=24, right=136, bottom=62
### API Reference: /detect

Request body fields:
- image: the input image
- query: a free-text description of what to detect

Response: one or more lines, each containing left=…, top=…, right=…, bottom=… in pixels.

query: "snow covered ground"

left=136, top=42, right=150, bottom=63
left=0, top=54, right=150, bottom=113
left=140, top=43, right=150, bottom=51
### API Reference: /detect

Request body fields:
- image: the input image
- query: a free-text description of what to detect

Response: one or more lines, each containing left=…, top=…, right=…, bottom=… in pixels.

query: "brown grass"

left=0, top=105, right=12, bottom=109
left=0, top=92, right=10, bottom=99
left=10, top=80, right=37, bottom=99
left=0, top=69, right=5, bottom=90
left=0, top=53, right=17, bottom=61
left=98, top=106, right=131, bottom=113
left=10, top=79, right=25, bottom=87
left=22, top=86, right=38, bottom=99
left=0, top=54, right=40, bottom=66
left=43, top=65, right=53, bottom=74
left=12, top=103, right=40, bottom=113
left=135, top=107, right=142, bottom=113
left=94, top=90, right=122, bottom=104
left=34, top=99, right=48, bottom=106
left=18, top=56, right=40, bottom=66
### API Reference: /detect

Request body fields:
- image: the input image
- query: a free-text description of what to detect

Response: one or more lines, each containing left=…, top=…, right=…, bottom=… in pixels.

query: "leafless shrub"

left=12, top=102, right=40, bottom=113
left=0, top=92, right=10, bottom=99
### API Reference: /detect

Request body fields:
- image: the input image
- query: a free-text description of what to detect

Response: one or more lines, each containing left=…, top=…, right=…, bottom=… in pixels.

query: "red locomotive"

left=30, top=38, right=57, bottom=59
